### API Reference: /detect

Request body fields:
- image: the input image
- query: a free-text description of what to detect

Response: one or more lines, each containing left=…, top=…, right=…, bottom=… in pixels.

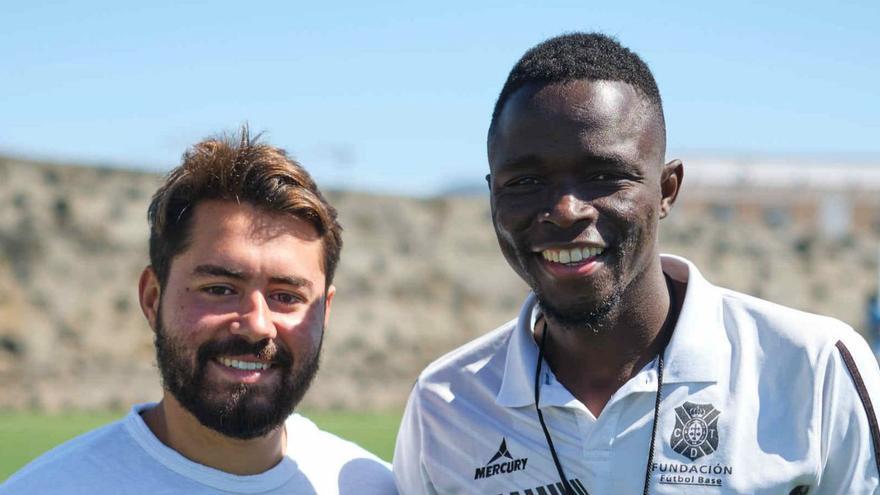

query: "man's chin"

left=172, top=364, right=314, bottom=440
left=536, top=288, right=622, bottom=334
left=182, top=385, right=301, bottom=440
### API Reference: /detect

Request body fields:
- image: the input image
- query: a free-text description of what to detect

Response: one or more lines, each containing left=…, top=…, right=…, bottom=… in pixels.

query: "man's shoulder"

left=285, top=413, right=389, bottom=464
left=414, top=318, right=517, bottom=389
left=716, top=286, right=868, bottom=361
left=1, top=417, right=133, bottom=494
left=285, top=414, right=395, bottom=493
left=721, top=287, right=854, bottom=337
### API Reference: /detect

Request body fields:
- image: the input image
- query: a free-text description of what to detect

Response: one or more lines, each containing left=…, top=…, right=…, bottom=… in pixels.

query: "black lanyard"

left=533, top=274, right=677, bottom=495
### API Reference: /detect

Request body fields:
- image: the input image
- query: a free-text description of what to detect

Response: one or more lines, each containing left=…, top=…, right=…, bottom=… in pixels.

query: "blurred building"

left=679, top=155, right=880, bottom=239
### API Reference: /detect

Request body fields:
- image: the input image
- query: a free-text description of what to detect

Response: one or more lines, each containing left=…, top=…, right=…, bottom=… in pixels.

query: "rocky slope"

left=0, top=156, right=877, bottom=411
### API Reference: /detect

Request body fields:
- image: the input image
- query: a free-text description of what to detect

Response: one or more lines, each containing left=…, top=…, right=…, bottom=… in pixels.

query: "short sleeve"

left=817, top=331, right=880, bottom=494
left=393, top=386, right=438, bottom=495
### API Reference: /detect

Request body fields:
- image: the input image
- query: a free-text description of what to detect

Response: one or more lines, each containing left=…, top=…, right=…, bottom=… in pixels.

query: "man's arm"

left=817, top=330, right=880, bottom=494
left=393, top=387, right=439, bottom=495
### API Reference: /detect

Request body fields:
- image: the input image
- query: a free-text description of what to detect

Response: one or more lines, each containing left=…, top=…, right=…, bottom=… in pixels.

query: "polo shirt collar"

left=495, top=254, right=724, bottom=408
left=660, top=255, right=725, bottom=384
left=495, top=292, right=543, bottom=408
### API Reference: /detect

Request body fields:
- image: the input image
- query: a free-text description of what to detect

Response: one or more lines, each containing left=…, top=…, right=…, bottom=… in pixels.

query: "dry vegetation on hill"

left=0, top=156, right=877, bottom=411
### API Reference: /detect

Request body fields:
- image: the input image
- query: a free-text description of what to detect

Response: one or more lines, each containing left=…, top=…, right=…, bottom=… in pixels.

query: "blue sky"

left=1, top=0, right=877, bottom=195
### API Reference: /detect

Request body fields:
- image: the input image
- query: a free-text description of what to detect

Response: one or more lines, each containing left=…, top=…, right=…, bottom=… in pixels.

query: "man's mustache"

left=196, top=337, right=294, bottom=368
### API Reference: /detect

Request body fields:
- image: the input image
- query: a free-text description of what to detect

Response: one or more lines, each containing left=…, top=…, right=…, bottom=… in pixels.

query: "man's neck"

left=141, top=395, right=286, bottom=475
left=537, top=263, right=682, bottom=417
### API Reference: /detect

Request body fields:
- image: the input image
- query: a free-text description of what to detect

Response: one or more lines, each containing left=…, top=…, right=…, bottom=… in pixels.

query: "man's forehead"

left=504, top=79, right=657, bottom=130
left=190, top=200, right=321, bottom=244
left=489, top=78, right=665, bottom=166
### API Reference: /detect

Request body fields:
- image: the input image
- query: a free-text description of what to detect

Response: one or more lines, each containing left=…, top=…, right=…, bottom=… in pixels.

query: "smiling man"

left=394, top=33, right=880, bottom=494
left=1, top=129, right=396, bottom=494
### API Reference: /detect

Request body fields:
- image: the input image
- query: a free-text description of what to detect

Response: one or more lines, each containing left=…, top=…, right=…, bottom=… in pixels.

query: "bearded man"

left=2, top=129, right=396, bottom=494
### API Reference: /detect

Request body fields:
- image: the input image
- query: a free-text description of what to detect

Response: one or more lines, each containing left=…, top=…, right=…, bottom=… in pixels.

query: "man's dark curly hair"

left=489, top=32, right=663, bottom=136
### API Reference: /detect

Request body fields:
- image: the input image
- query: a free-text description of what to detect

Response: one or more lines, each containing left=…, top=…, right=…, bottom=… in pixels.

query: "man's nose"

left=541, top=191, right=597, bottom=228
left=231, top=291, right=277, bottom=342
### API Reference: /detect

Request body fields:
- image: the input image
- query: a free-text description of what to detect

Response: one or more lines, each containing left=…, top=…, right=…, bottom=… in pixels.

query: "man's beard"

left=536, top=285, right=623, bottom=335
left=153, top=306, right=321, bottom=440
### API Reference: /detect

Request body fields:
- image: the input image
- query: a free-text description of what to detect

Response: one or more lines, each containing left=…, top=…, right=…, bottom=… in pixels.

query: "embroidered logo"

left=670, top=402, right=720, bottom=461
left=474, top=438, right=528, bottom=480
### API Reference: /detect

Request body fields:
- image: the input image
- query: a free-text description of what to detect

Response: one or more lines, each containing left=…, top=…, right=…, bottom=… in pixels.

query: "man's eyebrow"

left=192, top=264, right=313, bottom=289
left=585, top=153, right=635, bottom=170
left=494, top=154, right=545, bottom=172
left=496, top=153, right=638, bottom=173
left=268, top=275, right=313, bottom=289
left=193, top=264, right=246, bottom=280
left=584, top=152, right=620, bottom=163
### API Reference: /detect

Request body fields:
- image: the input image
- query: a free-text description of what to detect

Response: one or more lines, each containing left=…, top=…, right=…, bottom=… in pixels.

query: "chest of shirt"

left=420, top=381, right=818, bottom=494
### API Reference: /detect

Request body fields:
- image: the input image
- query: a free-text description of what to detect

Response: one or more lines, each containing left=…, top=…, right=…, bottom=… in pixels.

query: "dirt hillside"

left=0, top=156, right=877, bottom=411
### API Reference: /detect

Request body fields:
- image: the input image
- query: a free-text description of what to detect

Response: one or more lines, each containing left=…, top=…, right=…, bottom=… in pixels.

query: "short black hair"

left=489, top=32, right=662, bottom=135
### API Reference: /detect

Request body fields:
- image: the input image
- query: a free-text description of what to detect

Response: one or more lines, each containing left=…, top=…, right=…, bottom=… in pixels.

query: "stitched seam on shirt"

left=835, top=340, right=880, bottom=477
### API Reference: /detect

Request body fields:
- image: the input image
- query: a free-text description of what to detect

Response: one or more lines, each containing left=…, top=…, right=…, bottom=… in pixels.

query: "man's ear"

left=323, top=285, right=336, bottom=328
left=138, top=266, right=161, bottom=331
left=659, top=159, right=684, bottom=219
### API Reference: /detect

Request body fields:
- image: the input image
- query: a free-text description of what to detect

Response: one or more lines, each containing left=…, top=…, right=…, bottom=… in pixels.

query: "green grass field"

left=0, top=410, right=401, bottom=481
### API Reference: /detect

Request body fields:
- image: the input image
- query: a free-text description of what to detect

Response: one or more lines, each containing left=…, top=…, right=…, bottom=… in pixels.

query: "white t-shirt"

left=394, top=255, right=880, bottom=494
left=2, top=403, right=396, bottom=494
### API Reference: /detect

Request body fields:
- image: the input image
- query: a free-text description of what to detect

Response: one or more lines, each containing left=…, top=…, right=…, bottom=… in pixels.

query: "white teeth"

left=541, top=247, right=605, bottom=265
left=218, top=357, right=270, bottom=371
left=559, top=250, right=571, bottom=263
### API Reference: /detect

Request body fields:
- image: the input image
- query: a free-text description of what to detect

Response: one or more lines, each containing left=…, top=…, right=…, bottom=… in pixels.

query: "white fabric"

left=394, top=255, right=880, bottom=494
left=2, top=403, right=396, bottom=495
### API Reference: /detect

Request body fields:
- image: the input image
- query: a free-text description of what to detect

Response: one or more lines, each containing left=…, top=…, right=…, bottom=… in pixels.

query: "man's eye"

left=506, top=177, right=542, bottom=187
left=203, top=286, right=234, bottom=296
left=591, top=172, right=628, bottom=182
left=272, top=293, right=303, bottom=305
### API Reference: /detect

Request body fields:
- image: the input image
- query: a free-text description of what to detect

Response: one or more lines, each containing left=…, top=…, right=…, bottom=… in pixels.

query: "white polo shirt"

left=394, top=255, right=880, bottom=494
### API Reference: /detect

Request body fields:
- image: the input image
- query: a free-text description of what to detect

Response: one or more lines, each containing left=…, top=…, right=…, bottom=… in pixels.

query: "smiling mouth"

left=215, top=357, right=273, bottom=371
left=540, top=246, right=606, bottom=265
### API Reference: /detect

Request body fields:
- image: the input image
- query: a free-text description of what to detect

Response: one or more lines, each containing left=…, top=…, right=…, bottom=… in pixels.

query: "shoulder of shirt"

left=284, top=414, right=395, bottom=494
left=285, top=413, right=391, bottom=468
left=413, top=317, right=517, bottom=388
left=1, top=418, right=128, bottom=492
left=716, top=284, right=863, bottom=352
